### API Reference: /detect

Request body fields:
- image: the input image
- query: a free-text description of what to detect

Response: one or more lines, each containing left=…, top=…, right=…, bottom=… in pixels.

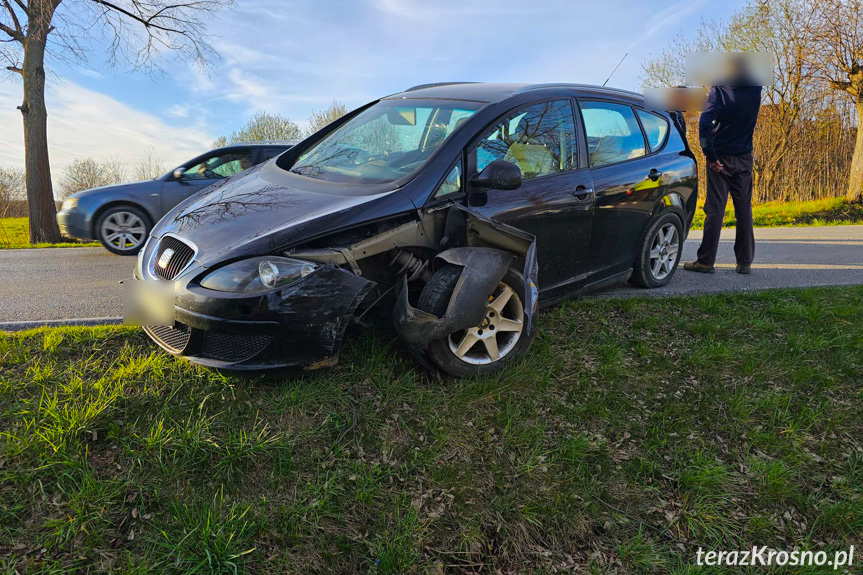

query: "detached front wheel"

left=416, top=264, right=535, bottom=377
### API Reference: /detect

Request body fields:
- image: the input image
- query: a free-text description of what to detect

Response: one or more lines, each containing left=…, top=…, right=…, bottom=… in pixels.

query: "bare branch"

left=89, top=0, right=190, bottom=35
left=1, top=0, right=23, bottom=37
left=0, top=20, right=24, bottom=43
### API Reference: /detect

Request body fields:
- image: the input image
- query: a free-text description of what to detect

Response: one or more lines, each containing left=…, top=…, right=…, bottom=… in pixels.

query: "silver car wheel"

left=447, top=281, right=524, bottom=366
left=101, top=211, right=147, bottom=251
left=649, top=222, right=680, bottom=280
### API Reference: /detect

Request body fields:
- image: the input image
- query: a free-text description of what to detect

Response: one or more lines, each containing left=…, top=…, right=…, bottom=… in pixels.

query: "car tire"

left=416, top=263, right=535, bottom=377
left=95, top=205, right=151, bottom=256
left=629, top=212, right=683, bottom=288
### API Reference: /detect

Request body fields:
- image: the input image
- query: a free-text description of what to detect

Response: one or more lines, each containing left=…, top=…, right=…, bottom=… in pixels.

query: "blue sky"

left=0, top=0, right=748, bottom=180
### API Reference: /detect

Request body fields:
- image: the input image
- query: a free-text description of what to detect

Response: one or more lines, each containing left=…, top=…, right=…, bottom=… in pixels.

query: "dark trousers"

left=697, top=152, right=755, bottom=266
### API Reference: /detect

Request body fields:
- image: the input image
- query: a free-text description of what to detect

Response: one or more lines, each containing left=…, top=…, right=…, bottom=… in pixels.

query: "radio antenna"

left=602, top=53, right=628, bottom=87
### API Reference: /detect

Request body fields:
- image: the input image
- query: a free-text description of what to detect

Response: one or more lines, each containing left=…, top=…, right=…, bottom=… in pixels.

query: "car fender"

left=649, top=192, right=688, bottom=231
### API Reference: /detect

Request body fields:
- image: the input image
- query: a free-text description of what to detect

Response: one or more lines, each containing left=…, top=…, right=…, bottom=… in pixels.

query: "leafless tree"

left=307, top=100, right=348, bottom=136
left=0, top=166, right=25, bottom=218
left=213, top=112, right=303, bottom=148
left=0, top=0, right=233, bottom=244
left=133, top=146, right=167, bottom=180
left=808, top=0, right=863, bottom=202
left=59, top=155, right=126, bottom=198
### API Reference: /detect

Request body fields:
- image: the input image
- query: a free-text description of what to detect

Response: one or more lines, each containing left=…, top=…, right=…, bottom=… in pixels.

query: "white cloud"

left=167, top=103, right=191, bottom=118
left=226, top=68, right=269, bottom=102
left=0, top=80, right=214, bottom=193
left=640, top=0, right=709, bottom=41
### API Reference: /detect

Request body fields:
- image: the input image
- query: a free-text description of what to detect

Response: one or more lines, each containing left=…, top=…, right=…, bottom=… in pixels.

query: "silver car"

left=57, top=142, right=295, bottom=255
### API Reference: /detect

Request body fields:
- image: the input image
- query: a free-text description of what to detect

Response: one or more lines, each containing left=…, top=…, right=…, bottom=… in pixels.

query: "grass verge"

left=0, top=217, right=99, bottom=249
left=690, top=197, right=863, bottom=230
left=1, top=286, right=862, bottom=573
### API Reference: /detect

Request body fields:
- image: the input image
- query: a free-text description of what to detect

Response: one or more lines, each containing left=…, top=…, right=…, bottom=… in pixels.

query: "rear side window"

left=579, top=101, right=646, bottom=167
left=475, top=100, right=577, bottom=180
left=258, top=147, right=289, bottom=162
left=636, top=110, right=669, bottom=152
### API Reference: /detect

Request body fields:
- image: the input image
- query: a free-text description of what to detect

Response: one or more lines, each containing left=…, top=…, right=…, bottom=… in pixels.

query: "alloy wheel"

left=447, top=282, right=524, bottom=365
left=101, top=211, right=146, bottom=251
left=649, top=222, right=680, bottom=280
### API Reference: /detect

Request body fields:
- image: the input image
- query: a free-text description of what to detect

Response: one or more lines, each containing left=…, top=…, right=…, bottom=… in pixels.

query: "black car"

left=58, top=142, right=296, bottom=255
left=134, top=83, right=697, bottom=376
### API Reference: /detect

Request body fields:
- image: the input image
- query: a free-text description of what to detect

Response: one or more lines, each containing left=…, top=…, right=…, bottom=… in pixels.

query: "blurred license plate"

left=123, top=279, right=175, bottom=326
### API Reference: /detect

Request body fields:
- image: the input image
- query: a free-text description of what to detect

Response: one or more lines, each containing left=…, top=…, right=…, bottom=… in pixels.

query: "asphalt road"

left=1, top=225, right=862, bottom=329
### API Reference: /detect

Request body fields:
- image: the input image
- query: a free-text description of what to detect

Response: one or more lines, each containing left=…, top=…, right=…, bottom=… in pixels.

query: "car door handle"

left=648, top=169, right=663, bottom=181
left=573, top=186, right=594, bottom=201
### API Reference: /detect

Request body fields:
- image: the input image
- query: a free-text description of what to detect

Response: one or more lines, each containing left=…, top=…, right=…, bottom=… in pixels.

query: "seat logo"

left=158, top=248, right=175, bottom=269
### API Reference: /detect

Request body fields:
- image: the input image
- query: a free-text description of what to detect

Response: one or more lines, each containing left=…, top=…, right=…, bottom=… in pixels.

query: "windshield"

left=288, top=99, right=481, bottom=184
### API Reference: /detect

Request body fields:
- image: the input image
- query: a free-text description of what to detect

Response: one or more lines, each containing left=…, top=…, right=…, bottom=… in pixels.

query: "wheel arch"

left=648, top=192, right=688, bottom=237
left=91, top=201, right=155, bottom=238
left=633, top=199, right=686, bottom=269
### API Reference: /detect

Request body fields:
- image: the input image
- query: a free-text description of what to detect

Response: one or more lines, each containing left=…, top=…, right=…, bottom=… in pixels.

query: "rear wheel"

left=629, top=212, right=682, bottom=288
left=416, top=264, right=535, bottom=377
left=96, top=205, right=151, bottom=255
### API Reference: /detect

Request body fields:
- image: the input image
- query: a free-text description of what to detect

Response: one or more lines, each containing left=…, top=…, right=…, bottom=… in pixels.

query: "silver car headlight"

left=199, top=256, right=316, bottom=293
left=62, top=198, right=78, bottom=211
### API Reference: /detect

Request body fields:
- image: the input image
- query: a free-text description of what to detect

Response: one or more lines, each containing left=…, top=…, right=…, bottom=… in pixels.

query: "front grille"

left=201, top=332, right=273, bottom=362
left=145, top=323, right=192, bottom=353
left=153, top=236, right=195, bottom=280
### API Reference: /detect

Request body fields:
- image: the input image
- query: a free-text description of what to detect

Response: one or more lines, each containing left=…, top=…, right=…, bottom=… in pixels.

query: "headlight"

left=199, top=256, right=316, bottom=293
left=62, top=198, right=78, bottom=210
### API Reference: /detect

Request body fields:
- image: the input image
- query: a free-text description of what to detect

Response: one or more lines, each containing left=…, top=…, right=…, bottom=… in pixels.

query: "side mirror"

left=172, top=167, right=187, bottom=180
left=470, top=160, right=522, bottom=191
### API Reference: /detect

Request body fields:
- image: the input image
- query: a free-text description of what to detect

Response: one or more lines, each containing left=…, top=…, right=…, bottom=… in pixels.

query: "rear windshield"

left=286, top=99, right=481, bottom=185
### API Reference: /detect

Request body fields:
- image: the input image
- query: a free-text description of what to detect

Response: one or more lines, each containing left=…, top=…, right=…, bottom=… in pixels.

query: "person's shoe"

left=683, top=261, right=716, bottom=274
left=736, top=264, right=751, bottom=274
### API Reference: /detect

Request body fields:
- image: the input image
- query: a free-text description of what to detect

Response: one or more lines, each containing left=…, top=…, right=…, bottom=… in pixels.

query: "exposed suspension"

left=389, top=249, right=432, bottom=282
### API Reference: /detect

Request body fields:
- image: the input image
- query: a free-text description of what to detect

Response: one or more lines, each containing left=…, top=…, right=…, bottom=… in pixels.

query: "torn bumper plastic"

left=393, top=202, right=539, bottom=350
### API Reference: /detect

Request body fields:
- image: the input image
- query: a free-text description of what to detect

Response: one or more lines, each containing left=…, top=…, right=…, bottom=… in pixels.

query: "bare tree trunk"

left=849, top=101, right=863, bottom=203
left=21, top=2, right=61, bottom=244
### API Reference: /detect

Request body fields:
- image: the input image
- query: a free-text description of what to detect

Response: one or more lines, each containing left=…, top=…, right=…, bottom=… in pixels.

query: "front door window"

left=475, top=100, right=577, bottom=180
left=183, top=150, right=255, bottom=180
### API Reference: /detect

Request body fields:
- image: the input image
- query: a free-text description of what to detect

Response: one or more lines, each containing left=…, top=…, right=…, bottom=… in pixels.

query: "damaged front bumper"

left=137, top=261, right=375, bottom=371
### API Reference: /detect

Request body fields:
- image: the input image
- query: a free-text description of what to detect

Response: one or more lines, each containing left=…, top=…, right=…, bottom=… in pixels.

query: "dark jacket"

left=699, top=85, right=762, bottom=163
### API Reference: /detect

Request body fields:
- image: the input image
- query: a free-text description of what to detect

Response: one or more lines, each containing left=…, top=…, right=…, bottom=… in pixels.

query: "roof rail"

left=514, top=83, right=643, bottom=97
left=225, top=140, right=300, bottom=147
left=404, top=82, right=479, bottom=92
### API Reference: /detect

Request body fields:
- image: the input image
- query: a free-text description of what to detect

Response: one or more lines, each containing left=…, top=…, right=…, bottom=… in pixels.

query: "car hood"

left=151, top=162, right=417, bottom=267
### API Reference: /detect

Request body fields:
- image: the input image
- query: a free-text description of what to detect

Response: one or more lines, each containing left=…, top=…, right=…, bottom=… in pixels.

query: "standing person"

left=684, top=59, right=762, bottom=275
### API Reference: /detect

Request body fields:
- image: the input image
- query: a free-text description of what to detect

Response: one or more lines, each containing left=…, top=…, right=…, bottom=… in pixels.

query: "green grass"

left=3, top=198, right=861, bottom=249
left=1, top=287, right=862, bottom=573
left=691, top=197, right=863, bottom=230
left=0, top=217, right=99, bottom=249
